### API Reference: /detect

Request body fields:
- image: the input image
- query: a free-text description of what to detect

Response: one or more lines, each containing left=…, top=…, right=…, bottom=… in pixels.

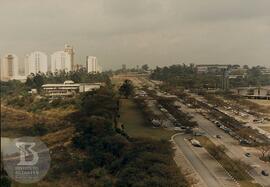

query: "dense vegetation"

left=1, top=73, right=188, bottom=186
left=151, top=64, right=221, bottom=89
left=1, top=70, right=110, bottom=97
left=151, top=64, right=270, bottom=89
left=0, top=165, right=11, bottom=187
left=0, top=80, right=28, bottom=97
left=65, top=86, right=188, bottom=186
left=1, top=71, right=111, bottom=112
left=25, top=69, right=111, bottom=89
left=230, top=66, right=270, bottom=87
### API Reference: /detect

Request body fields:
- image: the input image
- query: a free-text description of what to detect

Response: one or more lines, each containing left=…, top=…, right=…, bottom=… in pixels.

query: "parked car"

left=174, top=122, right=182, bottom=126
left=193, top=131, right=205, bottom=136
left=240, top=139, right=252, bottom=145
left=216, top=135, right=222, bottom=139
left=185, top=127, right=193, bottom=134
left=228, top=131, right=236, bottom=137
left=261, top=170, right=269, bottom=176
left=224, top=128, right=231, bottom=133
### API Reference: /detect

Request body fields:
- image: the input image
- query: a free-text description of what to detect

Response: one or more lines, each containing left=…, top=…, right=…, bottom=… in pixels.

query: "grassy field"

left=119, top=99, right=174, bottom=140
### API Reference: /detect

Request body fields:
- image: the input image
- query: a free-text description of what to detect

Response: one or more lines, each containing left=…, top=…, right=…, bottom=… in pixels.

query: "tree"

left=79, top=87, right=119, bottom=126
left=142, top=64, right=149, bottom=71
left=1, top=158, right=11, bottom=187
left=31, top=122, right=48, bottom=136
left=119, top=80, right=134, bottom=99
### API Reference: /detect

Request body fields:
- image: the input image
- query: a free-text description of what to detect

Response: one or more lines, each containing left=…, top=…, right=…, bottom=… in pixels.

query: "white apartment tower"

left=1, top=54, right=19, bottom=80
left=86, top=56, right=102, bottom=74
left=51, top=45, right=74, bottom=72
left=64, top=44, right=74, bottom=70
left=51, top=51, right=72, bottom=72
left=25, top=51, right=48, bottom=75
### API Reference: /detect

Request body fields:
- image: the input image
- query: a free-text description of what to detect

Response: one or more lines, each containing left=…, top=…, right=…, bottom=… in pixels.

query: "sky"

left=0, top=0, right=269, bottom=70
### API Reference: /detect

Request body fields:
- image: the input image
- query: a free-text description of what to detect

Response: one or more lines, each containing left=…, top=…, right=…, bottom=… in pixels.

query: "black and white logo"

left=2, top=137, right=51, bottom=184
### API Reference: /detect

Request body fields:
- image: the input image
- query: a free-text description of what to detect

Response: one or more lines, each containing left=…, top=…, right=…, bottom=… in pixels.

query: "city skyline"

left=1, top=0, right=269, bottom=70
left=1, top=44, right=104, bottom=80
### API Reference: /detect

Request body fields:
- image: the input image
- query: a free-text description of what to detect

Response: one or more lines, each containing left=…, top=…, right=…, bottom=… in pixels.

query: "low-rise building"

left=42, top=80, right=102, bottom=98
left=196, top=64, right=230, bottom=74
left=232, top=86, right=270, bottom=100
left=260, top=68, right=270, bottom=75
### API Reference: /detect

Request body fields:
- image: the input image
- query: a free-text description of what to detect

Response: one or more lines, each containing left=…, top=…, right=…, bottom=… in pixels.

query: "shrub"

left=31, top=122, right=48, bottom=136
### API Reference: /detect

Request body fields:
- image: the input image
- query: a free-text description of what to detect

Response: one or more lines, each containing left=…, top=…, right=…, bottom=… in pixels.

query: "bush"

left=31, top=122, right=48, bottom=136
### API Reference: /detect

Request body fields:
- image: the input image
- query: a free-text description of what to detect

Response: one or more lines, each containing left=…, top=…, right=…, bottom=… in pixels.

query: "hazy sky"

left=0, top=0, right=269, bottom=70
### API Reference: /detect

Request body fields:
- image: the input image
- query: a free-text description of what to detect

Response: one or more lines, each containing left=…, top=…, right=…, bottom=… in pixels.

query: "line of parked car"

left=212, top=120, right=252, bottom=145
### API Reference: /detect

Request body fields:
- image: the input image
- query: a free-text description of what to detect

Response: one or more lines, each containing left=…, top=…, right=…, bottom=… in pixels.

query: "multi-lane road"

left=116, top=74, right=270, bottom=187
left=176, top=100, right=270, bottom=187
left=173, top=134, right=239, bottom=187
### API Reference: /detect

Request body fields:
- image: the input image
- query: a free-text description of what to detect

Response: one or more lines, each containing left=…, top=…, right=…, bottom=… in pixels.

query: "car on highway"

left=160, top=108, right=168, bottom=113
left=261, top=170, right=269, bottom=176
left=174, top=127, right=183, bottom=132
left=190, top=139, right=202, bottom=147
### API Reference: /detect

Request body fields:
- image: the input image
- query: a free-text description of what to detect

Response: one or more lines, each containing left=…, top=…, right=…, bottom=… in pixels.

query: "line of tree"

left=25, top=69, right=112, bottom=89
left=150, top=64, right=270, bottom=89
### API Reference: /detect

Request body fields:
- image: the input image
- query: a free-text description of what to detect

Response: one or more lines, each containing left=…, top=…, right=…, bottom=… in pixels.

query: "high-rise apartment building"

left=51, top=51, right=72, bottom=72
left=1, top=54, right=19, bottom=80
left=86, top=56, right=102, bottom=74
left=25, top=51, right=48, bottom=75
left=51, top=45, right=74, bottom=72
left=64, top=44, right=74, bottom=70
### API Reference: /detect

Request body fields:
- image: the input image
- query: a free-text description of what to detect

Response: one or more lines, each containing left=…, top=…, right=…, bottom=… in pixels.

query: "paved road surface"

left=116, top=74, right=270, bottom=187
left=177, top=101, right=270, bottom=187
left=174, top=134, right=238, bottom=187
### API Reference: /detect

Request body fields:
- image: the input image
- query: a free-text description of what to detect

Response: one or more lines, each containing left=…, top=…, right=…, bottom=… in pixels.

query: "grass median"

left=118, top=99, right=174, bottom=140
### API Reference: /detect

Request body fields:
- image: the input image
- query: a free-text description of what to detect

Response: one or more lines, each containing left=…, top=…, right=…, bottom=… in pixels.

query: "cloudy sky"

left=0, top=0, right=269, bottom=70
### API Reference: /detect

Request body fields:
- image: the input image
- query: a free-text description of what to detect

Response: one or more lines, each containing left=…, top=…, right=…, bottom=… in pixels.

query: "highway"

left=173, top=134, right=238, bottom=187
left=177, top=100, right=270, bottom=187
left=116, top=74, right=270, bottom=187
